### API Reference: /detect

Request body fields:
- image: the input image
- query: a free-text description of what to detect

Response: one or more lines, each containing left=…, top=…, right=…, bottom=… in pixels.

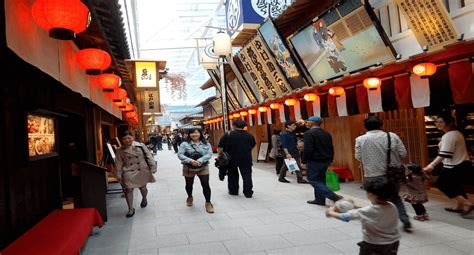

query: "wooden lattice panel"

left=375, top=108, right=428, bottom=166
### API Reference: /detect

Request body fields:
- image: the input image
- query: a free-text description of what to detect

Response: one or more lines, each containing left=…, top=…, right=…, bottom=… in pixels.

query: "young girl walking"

left=402, top=164, right=429, bottom=221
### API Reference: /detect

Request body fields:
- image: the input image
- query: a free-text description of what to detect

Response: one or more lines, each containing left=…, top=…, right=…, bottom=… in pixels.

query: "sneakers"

left=205, top=202, right=214, bottom=213
left=126, top=208, right=135, bottom=218
left=278, top=178, right=290, bottom=183
left=186, top=196, right=193, bottom=207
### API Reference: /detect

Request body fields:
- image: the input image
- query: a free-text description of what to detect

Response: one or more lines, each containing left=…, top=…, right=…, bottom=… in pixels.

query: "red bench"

left=1, top=208, right=103, bottom=255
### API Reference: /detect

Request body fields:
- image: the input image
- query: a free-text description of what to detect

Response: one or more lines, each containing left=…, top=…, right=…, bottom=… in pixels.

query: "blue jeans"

left=307, top=160, right=337, bottom=204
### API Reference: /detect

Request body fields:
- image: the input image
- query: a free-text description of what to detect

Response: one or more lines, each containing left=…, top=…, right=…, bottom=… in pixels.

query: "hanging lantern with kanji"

left=412, top=63, right=437, bottom=78
left=75, top=49, right=111, bottom=75
left=31, top=0, right=91, bottom=40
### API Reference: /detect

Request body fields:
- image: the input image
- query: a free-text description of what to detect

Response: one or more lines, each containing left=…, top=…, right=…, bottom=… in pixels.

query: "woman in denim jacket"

left=178, top=129, right=214, bottom=213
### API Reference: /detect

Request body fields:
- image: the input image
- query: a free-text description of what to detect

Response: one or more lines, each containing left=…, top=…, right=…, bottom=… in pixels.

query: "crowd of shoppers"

left=113, top=113, right=473, bottom=254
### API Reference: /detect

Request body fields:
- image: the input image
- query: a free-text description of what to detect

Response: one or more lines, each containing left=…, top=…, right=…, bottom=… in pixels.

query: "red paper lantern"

left=303, top=93, right=317, bottom=102
left=284, top=98, right=297, bottom=106
left=328, top=87, right=345, bottom=97
left=229, top=115, right=234, bottom=120
left=248, top=109, right=257, bottom=115
left=233, top=113, right=241, bottom=118
left=75, top=49, right=111, bottom=75
left=363, top=77, right=381, bottom=90
left=258, top=106, right=268, bottom=112
left=111, top=88, right=128, bottom=102
left=240, top=111, right=248, bottom=116
left=31, top=0, right=90, bottom=40
left=97, top=73, right=121, bottom=92
left=413, top=63, right=437, bottom=78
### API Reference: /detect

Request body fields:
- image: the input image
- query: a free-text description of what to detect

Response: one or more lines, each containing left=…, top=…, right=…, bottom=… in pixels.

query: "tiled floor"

left=83, top=149, right=474, bottom=255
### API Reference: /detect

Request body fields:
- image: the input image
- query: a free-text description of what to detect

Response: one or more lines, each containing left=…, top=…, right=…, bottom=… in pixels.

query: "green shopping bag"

left=326, top=166, right=340, bottom=192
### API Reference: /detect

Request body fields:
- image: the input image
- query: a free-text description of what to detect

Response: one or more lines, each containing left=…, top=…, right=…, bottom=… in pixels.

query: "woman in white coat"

left=115, top=130, right=157, bottom=217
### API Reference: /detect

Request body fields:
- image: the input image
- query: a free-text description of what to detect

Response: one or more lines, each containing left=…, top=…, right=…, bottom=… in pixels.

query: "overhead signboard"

left=394, top=0, right=458, bottom=52
left=226, top=0, right=294, bottom=39
left=258, top=18, right=308, bottom=89
left=134, top=61, right=159, bottom=89
left=252, top=34, right=293, bottom=95
left=288, top=0, right=396, bottom=84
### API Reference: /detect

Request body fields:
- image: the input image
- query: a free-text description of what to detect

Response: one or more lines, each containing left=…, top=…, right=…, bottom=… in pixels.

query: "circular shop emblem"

left=251, top=0, right=292, bottom=18
left=227, top=0, right=241, bottom=31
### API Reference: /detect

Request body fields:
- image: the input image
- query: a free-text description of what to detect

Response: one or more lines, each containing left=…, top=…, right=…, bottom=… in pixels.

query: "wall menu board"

left=394, top=0, right=457, bottom=52
left=258, top=19, right=307, bottom=89
left=288, top=0, right=396, bottom=84
left=27, top=114, right=56, bottom=157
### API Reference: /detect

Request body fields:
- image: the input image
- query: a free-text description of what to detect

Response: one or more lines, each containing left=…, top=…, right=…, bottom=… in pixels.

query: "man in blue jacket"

left=303, top=116, right=342, bottom=205
left=279, top=121, right=309, bottom=183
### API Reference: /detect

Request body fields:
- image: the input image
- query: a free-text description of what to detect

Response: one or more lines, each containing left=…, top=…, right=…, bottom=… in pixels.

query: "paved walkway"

left=83, top=149, right=474, bottom=255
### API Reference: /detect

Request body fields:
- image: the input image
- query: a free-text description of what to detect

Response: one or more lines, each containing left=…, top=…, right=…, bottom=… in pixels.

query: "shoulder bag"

left=184, top=144, right=204, bottom=169
left=136, top=144, right=153, bottom=172
left=386, top=132, right=406, bottom=184
left=216, top=132, right=231, bottom=167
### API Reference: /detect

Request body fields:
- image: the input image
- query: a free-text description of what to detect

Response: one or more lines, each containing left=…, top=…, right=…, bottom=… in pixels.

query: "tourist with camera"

left=177, top=128, right=214, bottom=213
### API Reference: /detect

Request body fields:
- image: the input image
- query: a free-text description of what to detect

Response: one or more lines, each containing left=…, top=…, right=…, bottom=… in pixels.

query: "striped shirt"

left=438, top=130, right=469, bottom=168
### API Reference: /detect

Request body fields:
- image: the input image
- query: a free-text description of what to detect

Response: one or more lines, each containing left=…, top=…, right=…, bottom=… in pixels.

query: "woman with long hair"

left=177, top=129, right=214, bottom=213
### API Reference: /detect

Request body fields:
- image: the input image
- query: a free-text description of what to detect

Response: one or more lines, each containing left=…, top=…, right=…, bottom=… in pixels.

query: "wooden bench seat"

left=1, top=208, right=103, bottom=255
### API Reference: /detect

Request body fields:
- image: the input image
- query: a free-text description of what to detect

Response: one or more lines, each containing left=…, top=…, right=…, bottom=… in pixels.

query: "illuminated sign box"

left=134, top=61, right=158, bottom=89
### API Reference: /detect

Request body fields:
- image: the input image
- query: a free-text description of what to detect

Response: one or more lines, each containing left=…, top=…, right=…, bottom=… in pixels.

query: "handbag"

left=386, top=132, right=406, bottom=184
left=216, top=132, right=231, bottom=167
left=326, top=166, right=341, bottom=191
left=136, top=145, right=156, bottom=173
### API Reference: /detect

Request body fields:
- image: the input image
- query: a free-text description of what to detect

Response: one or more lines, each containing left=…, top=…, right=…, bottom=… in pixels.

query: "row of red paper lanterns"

left=30, top=0, right=138, bottom=118
left=204, top=63, right=437, bottom=124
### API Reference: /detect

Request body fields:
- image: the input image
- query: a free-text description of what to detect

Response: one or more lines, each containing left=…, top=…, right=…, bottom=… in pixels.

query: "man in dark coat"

left=218, top=119, right=256, bottom=198
left=303, top=116, right=342, bottom=205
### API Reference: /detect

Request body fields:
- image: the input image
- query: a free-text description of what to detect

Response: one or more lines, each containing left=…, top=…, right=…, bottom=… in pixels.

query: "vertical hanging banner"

left=238, top=50, right=271, bottom=100
left=394, top=0, right=458, bottom=52
left=246, top=38, right=279, bottom=99
left=252, top=35, right=293, bottom=96
left=228, top=59, right=259, bottom=105
left=207, top=70, right=222, bottom=93
left=226, top=82, right=242, bottom=110
left=144, top=90, right=160, bottom=113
